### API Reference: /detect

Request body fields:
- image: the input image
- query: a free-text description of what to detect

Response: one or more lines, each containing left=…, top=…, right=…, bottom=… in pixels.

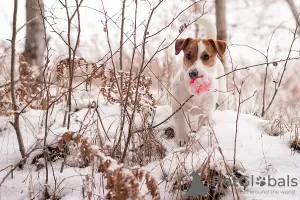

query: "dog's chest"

left=190, top=92, right=216, bottom=106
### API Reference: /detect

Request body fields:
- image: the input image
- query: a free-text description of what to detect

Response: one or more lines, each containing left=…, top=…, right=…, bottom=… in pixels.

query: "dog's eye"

left=202, top=54, right=210, bottom=61
left=185, top=53, right=192, bottom=60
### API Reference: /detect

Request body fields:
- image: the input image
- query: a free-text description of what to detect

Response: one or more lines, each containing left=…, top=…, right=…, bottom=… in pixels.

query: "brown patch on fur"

left=175, top=38, right=189, bottom=55
left=202, top=39, right=227, bottom=57
left=175, top=38, right=200, bottom=68
left=202, top=39, right=227, bottom=67
left=200, top=49, right=217, bottom=67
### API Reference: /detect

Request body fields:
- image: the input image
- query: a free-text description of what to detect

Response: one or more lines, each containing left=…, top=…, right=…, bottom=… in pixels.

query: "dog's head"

left=175, top=38, right=226, bottom=79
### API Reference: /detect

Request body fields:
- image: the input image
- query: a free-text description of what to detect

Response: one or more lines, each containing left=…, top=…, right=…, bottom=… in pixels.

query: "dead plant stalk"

left=37, top=0, right=51, bottom=195
left=60, top=0, right=83, bottom=129
left=10, top=0, right=26, bottom=160
left=121, top=0, right=164, bottom=162
left=263, top=18, right=299, bottom=116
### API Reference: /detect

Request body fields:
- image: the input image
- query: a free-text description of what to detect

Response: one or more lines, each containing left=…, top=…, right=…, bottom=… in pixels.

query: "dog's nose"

left=188, top=69, right=198, bottom=79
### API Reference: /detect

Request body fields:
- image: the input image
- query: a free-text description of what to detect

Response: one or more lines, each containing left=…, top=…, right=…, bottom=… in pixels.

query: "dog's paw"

left=164, top=127, right=175, bottom=139
left=175, top=135, right=189, bottom=146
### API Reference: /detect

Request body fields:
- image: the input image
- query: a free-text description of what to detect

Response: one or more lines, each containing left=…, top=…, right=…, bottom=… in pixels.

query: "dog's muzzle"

left=188, top=69, right=198, bottom=79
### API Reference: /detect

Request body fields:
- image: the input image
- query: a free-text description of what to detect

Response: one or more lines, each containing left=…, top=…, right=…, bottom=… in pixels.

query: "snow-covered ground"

left=1, top=0, right=300, bottom=199
left=1, top=0, right=300, bottom=112
left=1, top=100, right=300, bottom=199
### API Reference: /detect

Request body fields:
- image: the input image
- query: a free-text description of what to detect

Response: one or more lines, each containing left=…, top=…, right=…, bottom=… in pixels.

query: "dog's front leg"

left=171, top=99, right=190, bottom=146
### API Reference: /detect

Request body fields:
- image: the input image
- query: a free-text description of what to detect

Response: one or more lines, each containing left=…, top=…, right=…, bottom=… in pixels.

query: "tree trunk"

left=286, top=0, right=300, bottom=36
left=24, top=0, right=46, bottom=81
left=215, top=0, right=229, bottom=108
left=215, top=0, right=227, bottom=64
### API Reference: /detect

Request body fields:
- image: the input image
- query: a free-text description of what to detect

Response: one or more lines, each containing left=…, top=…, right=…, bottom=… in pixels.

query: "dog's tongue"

left=189, top=75, right=212, bottom=95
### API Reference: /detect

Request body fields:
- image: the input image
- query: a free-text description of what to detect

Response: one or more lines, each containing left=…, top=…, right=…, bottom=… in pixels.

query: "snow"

left=1, top=101, right=300, bottom=199
left=1, top=0, right=300, bottom=199
left=1, top=0, right=299, bottom=117
left=143, top=109, right=300, bottom=200
left=1, top=0, right=299, bottom=66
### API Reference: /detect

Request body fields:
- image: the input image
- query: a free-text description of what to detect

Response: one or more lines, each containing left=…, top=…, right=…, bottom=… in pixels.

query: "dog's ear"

left=207, top=39, right=227, bottom=58
left=175, top=38, right=191, bottom=55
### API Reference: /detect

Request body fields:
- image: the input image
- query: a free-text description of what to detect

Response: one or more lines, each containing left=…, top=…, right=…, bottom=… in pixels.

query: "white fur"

left=196, top=15, right=217, bottom=39
left=171, top=16, right=227, bottom=146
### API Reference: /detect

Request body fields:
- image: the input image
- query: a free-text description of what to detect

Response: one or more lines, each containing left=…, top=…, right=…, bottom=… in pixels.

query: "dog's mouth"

left=189, top=74, right=204, bottom=83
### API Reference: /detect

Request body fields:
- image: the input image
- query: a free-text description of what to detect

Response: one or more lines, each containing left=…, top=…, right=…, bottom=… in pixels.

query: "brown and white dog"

left=172, top=16, right=227, bottom=146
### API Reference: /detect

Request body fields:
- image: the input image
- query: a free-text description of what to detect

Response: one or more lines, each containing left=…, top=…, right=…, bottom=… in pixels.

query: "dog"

left=171, top=15, right=227, bottom=146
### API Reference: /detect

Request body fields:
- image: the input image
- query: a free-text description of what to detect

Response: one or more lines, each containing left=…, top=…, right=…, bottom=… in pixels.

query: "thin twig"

left=217, top=56, right=300, bottom=79
left=10, top=0, right=26, bottom=160
left=263, top=18, right=299, bottom=116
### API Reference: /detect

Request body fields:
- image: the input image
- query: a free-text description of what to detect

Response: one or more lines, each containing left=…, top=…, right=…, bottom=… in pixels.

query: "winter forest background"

left=0, top=0, right=300, bottom=199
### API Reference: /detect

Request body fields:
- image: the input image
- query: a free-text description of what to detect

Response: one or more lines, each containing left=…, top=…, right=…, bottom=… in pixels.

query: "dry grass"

left=1, top=2, right=300, bottom=199
left=291, top=125, right=300, bottom=152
